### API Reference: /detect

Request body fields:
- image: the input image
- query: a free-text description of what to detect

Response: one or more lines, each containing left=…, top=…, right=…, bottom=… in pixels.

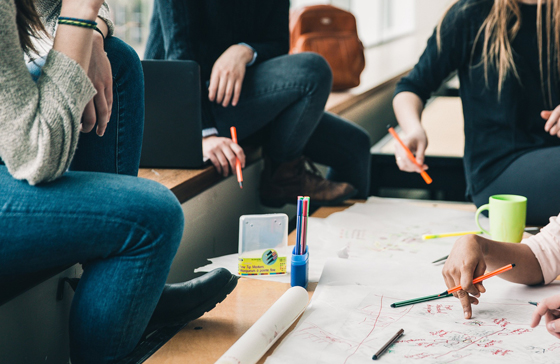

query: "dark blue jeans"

left=210, top=53, right=372, bottom=197
left=27, top=38, right=145, bottom=176
left=0, top=38, right=183, bottom=363
left=145, top=2, right=371, bottom=197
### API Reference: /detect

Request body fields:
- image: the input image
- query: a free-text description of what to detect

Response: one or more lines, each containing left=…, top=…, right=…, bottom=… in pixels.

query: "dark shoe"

left=143, top=268, right=238, bottom=335
left=260, top=156, right=357, bottom=207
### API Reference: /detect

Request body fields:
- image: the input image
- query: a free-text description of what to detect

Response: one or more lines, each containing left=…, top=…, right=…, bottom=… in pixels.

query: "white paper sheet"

left=216, top=286, right=309, bottom=364
left=266, top=259, right=560, bottom=364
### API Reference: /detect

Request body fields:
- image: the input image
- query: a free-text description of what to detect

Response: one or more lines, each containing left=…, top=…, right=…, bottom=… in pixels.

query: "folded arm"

left=0, top=1, right=98, bottom=185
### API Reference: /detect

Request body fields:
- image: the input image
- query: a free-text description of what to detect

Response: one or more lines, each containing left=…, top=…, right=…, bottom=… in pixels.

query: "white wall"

left=415, top=0, right=455, bottom=34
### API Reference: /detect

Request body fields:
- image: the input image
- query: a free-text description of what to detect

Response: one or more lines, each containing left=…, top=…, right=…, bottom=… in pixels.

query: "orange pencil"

left=441, top=264, right=516, bottom=296
left=387, top=126, right=432, bottom=184
left=230, top=126, right=243, bottom=189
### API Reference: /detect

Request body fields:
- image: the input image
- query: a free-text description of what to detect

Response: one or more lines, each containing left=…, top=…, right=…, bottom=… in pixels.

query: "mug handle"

left=475, top=204, right=491, bottom=236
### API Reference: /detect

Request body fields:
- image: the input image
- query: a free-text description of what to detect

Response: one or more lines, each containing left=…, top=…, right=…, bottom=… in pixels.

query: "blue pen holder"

left=291, top=246, right=309, bottom=289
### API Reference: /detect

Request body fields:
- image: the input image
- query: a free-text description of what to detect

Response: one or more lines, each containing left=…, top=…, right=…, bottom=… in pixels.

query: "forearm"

left=478, top=236, right=544, bottom=285
left=36, top=0, right=113, bottom=36
left=393, top=91, right=424, bottom=133
left=53, top=4, right=99, bottom=70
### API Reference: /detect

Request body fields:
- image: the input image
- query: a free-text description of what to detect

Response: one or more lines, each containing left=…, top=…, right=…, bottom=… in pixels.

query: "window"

left=291, top=0, right=416, bottom=48
left=105, top=0, right=418, bottom=56
left=106, top=0, right=152, bottom=56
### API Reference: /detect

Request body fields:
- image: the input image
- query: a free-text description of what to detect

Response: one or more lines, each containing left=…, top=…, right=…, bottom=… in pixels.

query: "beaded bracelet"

left=58, top=17, right=97, bottom=30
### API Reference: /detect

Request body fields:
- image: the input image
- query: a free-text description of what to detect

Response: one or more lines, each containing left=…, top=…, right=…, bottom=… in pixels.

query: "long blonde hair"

left=438, top=0, right=560, bottom=106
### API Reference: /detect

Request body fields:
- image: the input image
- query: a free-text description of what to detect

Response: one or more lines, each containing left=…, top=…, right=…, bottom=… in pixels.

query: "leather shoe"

left=143, top=268, right=238, bottom=335
left=260, top=156, right=357, bottom=207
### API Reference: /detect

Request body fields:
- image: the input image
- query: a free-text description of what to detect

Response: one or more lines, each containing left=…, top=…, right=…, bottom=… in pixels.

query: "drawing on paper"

left=266, top=286, right=559, bottom=364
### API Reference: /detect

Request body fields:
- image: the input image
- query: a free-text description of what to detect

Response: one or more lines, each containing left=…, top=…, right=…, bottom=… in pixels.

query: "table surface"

left=378, top=97, right=464, bottom=157
left=144, top=200, right=478, bottom=364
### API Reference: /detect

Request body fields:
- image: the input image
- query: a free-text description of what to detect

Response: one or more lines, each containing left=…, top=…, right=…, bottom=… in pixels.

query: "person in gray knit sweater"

left=0, top=0, right=236, bottom=363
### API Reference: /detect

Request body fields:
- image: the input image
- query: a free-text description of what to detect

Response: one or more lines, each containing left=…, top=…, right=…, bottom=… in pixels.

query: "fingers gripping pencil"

left=387, top=126, right=432, bottom=184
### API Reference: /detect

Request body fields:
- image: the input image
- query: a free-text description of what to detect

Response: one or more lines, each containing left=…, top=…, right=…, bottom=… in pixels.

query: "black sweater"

left=147, top=0, right=290, bottom=129
left=395, top=0, right=560, bottom=196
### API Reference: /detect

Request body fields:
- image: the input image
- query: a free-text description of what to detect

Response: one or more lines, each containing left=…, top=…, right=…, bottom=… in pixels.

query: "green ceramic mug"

left=475, top=195, right=527, bottom=243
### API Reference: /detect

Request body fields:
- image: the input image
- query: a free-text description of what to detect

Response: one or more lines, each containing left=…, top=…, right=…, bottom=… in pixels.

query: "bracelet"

left=58, top=17, right=97, bottom=30
left=93, top=26, right=105, bottom=41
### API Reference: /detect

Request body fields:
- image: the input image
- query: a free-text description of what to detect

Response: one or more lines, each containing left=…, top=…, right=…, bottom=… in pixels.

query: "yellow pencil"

left=422, top=230, right=483, bottom=240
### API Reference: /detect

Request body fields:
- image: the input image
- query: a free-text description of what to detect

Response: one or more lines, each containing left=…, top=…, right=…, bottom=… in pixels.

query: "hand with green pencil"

left=442, top=235, right=487, bottom=319
left=442, top=234, right=543, bottom=319
left=530, top=294, right=560, bottom=339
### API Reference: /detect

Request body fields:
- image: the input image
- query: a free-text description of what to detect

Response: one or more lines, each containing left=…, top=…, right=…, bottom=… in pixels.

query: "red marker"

left=388, top=126, right=432, bottom=185
left=230, top=126, right=243, bottom=189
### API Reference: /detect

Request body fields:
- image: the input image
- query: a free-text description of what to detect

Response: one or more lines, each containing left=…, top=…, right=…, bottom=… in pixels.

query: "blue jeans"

left=145, top=2, right=371, bottom=197
left=211, top=53, right=372, bottom=197
left=27, top=38, right=145, bottom=176
left=0, top=38, right=184, bottom=363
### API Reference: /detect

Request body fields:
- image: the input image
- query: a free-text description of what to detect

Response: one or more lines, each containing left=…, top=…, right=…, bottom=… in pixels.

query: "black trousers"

left=472, top=146, right=560, bottom=226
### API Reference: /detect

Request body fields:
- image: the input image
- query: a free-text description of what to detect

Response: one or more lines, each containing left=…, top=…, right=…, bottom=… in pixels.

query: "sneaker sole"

left=261, top=188, right=359, bottom=208
left=309, top=188, right=359, bottom=207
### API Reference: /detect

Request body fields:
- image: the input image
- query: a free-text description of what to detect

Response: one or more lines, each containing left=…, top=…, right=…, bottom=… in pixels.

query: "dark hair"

left=15, top=0, right=47, bottom=55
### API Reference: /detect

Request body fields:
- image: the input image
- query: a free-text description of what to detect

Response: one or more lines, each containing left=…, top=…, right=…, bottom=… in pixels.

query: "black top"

left=147, top=0, right=290, bottom=129
left=395, top=0, right=560, bottom=196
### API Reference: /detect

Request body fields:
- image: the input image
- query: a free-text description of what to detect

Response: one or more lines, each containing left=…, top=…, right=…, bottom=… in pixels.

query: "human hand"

left=442, top=234, right=488, bottom=319
left=394, top=126, right=429, bottom=174
left=530, top=295, right=560, bottom=339
left=203, top=136, right=246, bottom=177
left=542, top=106, right=560, bottom=138
left=81, top=32, right=112, bottom=136
left=208, top=45, right=254, bottom=108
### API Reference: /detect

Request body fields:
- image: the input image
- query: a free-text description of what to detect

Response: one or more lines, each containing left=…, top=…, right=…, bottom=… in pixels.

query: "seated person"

left=0, top=1, right=235, bottom=363
left=393, top=0, right=560, bottom=225
left=442, top=214, right=560, bottom=339
left=144, top=0, right=372, bottom=207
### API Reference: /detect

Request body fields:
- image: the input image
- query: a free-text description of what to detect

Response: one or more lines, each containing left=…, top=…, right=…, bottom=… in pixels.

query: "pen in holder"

left=291, top=196, right=310, bottom=289
left=291, top=246, right=309, bottom=289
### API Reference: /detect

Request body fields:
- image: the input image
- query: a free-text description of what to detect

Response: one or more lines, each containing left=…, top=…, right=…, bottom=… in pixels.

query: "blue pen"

left=292, top=196, right=310, bottom=289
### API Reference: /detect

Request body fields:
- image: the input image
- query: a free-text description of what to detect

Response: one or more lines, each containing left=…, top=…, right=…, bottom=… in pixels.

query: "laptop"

left=140, top=60, right=204, bottom=168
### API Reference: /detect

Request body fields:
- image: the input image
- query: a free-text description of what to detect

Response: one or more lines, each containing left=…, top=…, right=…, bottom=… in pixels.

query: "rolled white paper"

left=215, top=286, right=309, bottom=364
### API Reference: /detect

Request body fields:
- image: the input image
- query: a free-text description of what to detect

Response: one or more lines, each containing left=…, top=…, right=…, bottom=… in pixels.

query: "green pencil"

left=391, top=293, right=453, bottom=308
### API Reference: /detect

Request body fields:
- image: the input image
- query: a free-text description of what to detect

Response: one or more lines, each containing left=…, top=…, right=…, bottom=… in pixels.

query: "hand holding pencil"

left=442, top=235, right=488, bottom=319
left=388, top=126, right=432, bottom=184
left=530, top=294, right=560, bottom=339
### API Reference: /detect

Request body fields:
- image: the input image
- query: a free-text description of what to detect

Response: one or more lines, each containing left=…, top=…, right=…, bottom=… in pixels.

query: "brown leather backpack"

left=290, top=5, right=365, bottom=91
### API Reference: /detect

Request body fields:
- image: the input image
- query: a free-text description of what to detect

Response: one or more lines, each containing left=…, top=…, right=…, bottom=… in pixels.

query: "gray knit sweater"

left=0, top=0, right=97, bottom=185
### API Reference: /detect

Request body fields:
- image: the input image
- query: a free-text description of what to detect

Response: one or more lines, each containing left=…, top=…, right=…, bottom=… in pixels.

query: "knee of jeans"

left=291, top=53, right=333, bottom=93
left=105, top=37, right=143, bottom=85
left=130, top=179, right=184, bottom=253
left=354, top=125, right=372, bottom=152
